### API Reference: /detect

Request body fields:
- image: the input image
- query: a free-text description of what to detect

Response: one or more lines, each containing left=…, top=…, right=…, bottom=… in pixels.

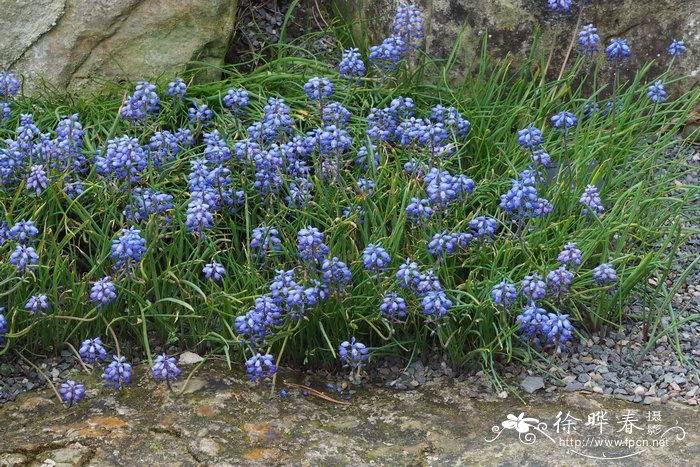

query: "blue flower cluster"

left=152, top=353, right=182, bottom=382
left=5, top=219, right=40, bottom=274
left=102, top=355, right=133, bottom=390
left=547, top=0, right=572, bottom=13
left=362, top=243, right=391, bottom=273
left=59, top=380, right=86, bottom=407
left=647, top=81, right=667, bottom=103
left=25, top=294, right=49, bottom=314
left=578, top=24, right=600, bottom=54
left=516, top=305, right=574, bottom=349
left=579, top=184, right=605, bottom=217
left=245, top=353, right=277, bottom=381
left=304, top=77, right=335, bottom=101
left=593, top=263, right=618, bottom=284
left=339, top=48, right=366, bottom=80
left=369, top=2, right=424, bottom=71
left=90, top=277, right=117, bottom=307
left=96, top=136, right=147, bottom=183
left=298, top=226, right=330, bottom=266
left=0, top=71, right=20, bottom=120
left=606, top=38, right=631, bottom=63
left=111, top=228, right=147, bottom=270
left=251, top=224, right=282, bottom=261
left=0, top=309, right=7, bottom=345
left=203, top=261, right=226, bottom=281
left=165, top=78, right=187, bottom=101
left=490, top=238, right=619, bottom=349
left=223, top=87, right=249, bottom=114
left=499, top=176, right=552, bottom=220
left=121, top=81, right=160, bottom=123
left=338, top=337, right=368, bottom=372
left=79, top=337, right=108, bottom=364
left=668, top=39, right=686, bottom=58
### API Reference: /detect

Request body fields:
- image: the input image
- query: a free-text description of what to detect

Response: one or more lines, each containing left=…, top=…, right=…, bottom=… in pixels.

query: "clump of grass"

left=0, top=2, right=697, bottom=391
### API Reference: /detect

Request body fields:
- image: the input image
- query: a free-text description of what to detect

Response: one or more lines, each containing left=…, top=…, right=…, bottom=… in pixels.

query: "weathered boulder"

left=335, top=0, right=700, bottom=90
left=1, top=0, right=238, bottom=92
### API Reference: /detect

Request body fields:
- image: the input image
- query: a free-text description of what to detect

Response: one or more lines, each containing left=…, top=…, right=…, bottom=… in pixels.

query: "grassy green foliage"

left=1, top=29, right=698, bottom=377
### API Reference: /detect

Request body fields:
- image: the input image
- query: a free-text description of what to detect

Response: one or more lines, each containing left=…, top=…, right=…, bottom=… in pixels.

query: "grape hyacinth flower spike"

left=606, top=38, right=631, bottom=64
left=667, top=39, right=686, bottom=58
left=578, top=24, right=600, bottom=54
left=339, top=48, right=366, bottom=80
left=647, top=81, right=667, bottom=104
left=339, top=337, right=368, bottom=380
left=0, top=309, right=7, bottom=345
left=362, top=243, right=391, bottom=274
left=547, top=0, right=572, bottom=13
left=59, top=380, right=86, bottom=407
left=152, top=353, right=182, bottom=383
left=593, top=263, right=618, bottom=285
left=79, top=338, right=108, bottom=365
left=245, top=353, right=277, bottom=382
left=492, top=280, right=517, bottom=310
left=203, top=262, right=226, bottom=281
left=102, top=356, right=132, bottom=390
left=580, top=184, right=605, bottom=217
left=90, top=276, right=117, bottom=307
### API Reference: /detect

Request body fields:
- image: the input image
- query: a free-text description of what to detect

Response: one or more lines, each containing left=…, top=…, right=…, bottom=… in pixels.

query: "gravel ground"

left=0, top=352, right=78, bottom=404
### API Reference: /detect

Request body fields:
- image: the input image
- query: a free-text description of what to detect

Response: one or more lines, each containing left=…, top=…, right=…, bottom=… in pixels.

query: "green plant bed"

left=0, top=4, right=698, bottom=393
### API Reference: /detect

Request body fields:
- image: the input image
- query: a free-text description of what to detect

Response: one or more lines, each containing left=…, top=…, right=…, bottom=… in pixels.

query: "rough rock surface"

left=0, top=363, right=698, bottom=465
left=1, top=0, right=238, bottom=92
left=336, top=0, right=700, bottom=90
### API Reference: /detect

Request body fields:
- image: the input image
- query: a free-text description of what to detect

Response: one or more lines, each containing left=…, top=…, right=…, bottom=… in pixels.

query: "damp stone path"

left=0, top=362, right=697, bottom=466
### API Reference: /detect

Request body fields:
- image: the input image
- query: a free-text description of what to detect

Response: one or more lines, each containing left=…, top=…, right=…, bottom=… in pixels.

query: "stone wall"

left=335, top=0, right=700, bottom=90
left=1, top=0, right=238, bottom=92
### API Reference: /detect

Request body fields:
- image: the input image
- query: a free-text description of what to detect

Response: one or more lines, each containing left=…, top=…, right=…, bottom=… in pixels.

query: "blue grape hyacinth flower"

left=245, top=353, right=277, bottom=382
left=202, top=262, right=226, bottom=281
left=580, top=184, right=605, bottom=217
left=0, top=309, right=7, bottom=345
left=10, top=244, right=39, bottom=273
left=79, top=337, right=108, bottom=364
left=492, top=280, right=518, bottom=308
left=647, top=81, right=667, bottom=103
left=517, top=124, right=544, bottom=149
left=578, top=24, right=600, bottom=54
left=90, top=276, right=117, bottom=307
left=362, top=243, right=391, bottom=274
left=339, top=337, right=368, bottom=371
left=297, top=226, right=329, bottom=266
left=668, top=39, right=686, bottom=58
left=547, top=0, right=572, bottom=13
left=520, top=274, right=547, bottom=302
left=102, top=356, right=132, bottom=390
left=606, top=38, right=631, bottom=62
left=59, top=380, right=86, bottom=407
left=339, top=48, right=366, bottom=80
left=379, top=293, right=407, bottom=321
left=593, top=263, right=618, bottom=284
left=551, top=111, right=577, bottom=131
left=557, top=242, right=583, bottom=269
left=152, top=353, right=182, bottom=382
left=25, top=294, right=49, bottom=314
left=111, top=228, right=147, bottom=270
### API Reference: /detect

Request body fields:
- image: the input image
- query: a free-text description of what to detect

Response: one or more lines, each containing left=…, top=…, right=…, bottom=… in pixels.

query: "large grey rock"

left=336, top=0, right=700, bottom=91
left=1, top=0, right=237, bottom=92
